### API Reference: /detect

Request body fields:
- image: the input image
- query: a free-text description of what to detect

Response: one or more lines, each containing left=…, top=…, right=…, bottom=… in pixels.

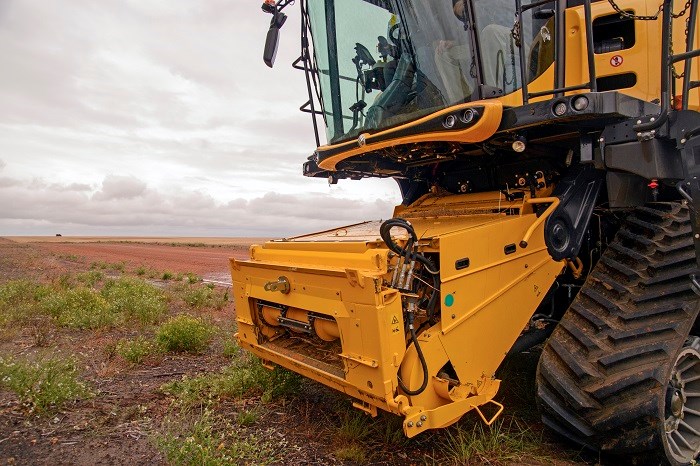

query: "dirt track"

left=33, top=241, right=258, bottom=284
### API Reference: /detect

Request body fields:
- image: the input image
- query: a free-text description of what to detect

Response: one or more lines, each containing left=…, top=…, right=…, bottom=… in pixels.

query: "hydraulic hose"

left=397, top=313, right=429, bottom=396
left=380, top=218, right=437, bottom=396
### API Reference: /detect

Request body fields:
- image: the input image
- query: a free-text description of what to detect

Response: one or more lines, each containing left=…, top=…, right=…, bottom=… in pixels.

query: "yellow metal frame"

left=231, top=190, right=565, bottom=437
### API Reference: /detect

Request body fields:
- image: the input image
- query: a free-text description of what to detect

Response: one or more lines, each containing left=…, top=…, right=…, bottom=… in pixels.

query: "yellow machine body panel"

left=231, top=190, right=565, bottom=436
left=316, top=100, right=504, bottom=171
left=501, top=1, right=699, bottom=109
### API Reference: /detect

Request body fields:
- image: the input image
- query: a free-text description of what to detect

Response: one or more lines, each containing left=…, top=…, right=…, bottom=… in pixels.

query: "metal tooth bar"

left=277, top=316, right=313, bottom=333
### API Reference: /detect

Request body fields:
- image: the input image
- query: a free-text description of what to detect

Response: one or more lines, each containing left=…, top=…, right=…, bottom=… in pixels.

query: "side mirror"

left=263, top=11, right=287, bottom=68
left=264, top=26, right=280, bottom=68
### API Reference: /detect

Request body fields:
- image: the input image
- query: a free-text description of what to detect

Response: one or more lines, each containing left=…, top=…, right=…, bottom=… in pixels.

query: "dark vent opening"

left=596, top=73, right=637, bottom=92
left=593, top=12, right=635, bottom=54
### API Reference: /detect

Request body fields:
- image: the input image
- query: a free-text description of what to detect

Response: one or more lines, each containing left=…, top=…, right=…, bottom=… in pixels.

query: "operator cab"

left=263, top=0, right=555, bottom=145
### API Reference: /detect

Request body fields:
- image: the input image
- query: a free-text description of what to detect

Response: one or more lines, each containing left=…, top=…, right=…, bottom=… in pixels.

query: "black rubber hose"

left=380, top=217, right=416, bottom=256
left=380, top=218, right=433, bottom=396
left=380, top=218, right=439, bottom=275
left=397, top=314, right=429, bottom=396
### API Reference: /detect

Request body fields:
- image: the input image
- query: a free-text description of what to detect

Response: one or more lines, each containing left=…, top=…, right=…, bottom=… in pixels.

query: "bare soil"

left=0, top=238, right=591, bottom=466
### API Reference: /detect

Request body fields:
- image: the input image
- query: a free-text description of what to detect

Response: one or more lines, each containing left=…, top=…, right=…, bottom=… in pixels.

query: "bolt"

left=637, top=120, right=642, bottom=124
left=637, top=132, right=642, bottom=137
left=695, top=234, right=699, bottom=239
left=599, top=137, right=605, bottom=142
left=451, top=314, right=456, bottom=319
left=682, top=138, right=687, bottom=144
left=650, top=117, right=656, bottom=122
left=407, top=421, right=414, bottom=427
left=417, top=421, right=423, bottom=427
left=420, top=415, right=427, bottom=421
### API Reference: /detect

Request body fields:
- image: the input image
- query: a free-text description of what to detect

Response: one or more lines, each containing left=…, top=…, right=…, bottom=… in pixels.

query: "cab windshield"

left=305, top=0, right=553, bottom=145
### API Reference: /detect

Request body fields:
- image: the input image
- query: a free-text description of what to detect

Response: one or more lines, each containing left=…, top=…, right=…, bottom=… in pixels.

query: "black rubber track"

left=536, top=203, right=699, bottom=463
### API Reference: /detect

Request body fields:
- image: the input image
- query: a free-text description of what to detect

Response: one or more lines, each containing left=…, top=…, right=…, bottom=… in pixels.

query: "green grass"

left=235, top=407, right=260, bottom=426
left=76, top=270, right=104, bottom=287
left=335, top=410, right=373, bottom=444
left=222, top=338, right=240, bottom=359
left=0, top=280, right=50, bottom=326
left=185, top=273, right=200, bottom=284
left=117, top=336, right=158, bottom=365
left=438, top=416, right=549, bottom=465
left=161, top=355, right=301, bottom=408
left=157, top=408, right=280, bottom=466
left=334, top=444, right=367, bottom=463
left=181, top=284, right=228, bottom=310
left=162, top=271, right=174, bottom=280
left=41, top=287, right=115, bottom=329
left=0, top=355, right=91, bottom=413
left=101, top=277, right=167, bottom=325
left=36, top=276, right=167, bottom=329
left=156, top=315, right=215, bottom=353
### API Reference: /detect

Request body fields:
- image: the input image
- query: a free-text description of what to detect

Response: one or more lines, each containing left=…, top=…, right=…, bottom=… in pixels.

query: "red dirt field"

left=8, top=238, right=267, bottom=284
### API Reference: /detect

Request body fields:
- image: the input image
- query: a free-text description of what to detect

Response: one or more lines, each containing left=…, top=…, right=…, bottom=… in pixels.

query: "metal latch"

left=264, top=276, right=290, bottom=294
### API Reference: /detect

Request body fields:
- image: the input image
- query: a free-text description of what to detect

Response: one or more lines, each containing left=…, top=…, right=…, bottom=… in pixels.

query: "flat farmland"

left=0, top=237, right=590, bottom=465
left=5, top=237, right=268, bottom=285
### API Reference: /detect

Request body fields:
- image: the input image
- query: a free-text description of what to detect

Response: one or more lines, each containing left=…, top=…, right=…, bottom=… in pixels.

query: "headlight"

left=443, top=115, right=457, bottom=129
left=553, top=101, right=567, bottom=116
left=572, top=95, right=589, bottom=111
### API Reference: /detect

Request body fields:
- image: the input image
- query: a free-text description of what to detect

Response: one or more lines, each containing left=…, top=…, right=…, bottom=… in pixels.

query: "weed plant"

left=157, top=408, right=280, bottom=466
left=42, top=287, right=114, bottom=329
left=101, top=277, right=167, bottom=325
left=161, top=354, right=301, bottom=408
left=0, top=356, right=91, bottom=413
left=222, top=338, right=240, bottom=359
left=334, top=444, right=367, bottom=463
left=117, top=336, right=158, bottom=365
left=156, top=315, right=215, bottom=353
left=0, top=280, right=50, bottom=326
left=76, top=270, right=104, bottom=287
left=439, top=415, right=547, bottom=465
left=181, top=284, right=228, bottom=310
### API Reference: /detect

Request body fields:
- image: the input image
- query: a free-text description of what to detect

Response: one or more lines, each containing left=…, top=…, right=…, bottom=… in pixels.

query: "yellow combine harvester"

left=231, top=0, right=700, bottom=462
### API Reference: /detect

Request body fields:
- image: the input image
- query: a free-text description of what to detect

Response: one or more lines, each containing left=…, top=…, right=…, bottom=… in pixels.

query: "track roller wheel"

left=536, top=203, right=700, bottom=464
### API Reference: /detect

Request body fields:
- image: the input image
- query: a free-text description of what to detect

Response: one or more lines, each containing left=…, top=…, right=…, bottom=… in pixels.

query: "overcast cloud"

left=0, top=1, right=401, bottom=237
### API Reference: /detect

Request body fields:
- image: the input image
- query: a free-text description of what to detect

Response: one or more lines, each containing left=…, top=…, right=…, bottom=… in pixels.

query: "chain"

left=606, top=0, right=691, bottom=21
left=672, top=1, right=693, bottom=78
left=511, top=13, right=521, bottom=48
left=607, top=0, right=663, bottom=20
left=673, top=0, right=693, bottom=19
left=606, top=1, right=692, bottom=78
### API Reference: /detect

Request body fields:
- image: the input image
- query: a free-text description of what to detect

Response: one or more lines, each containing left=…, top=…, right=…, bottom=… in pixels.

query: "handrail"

left=635, top=0, right=699, bottom=131
left=516, top=0, right=597, bottom=105
left=681, top=0, right=698, bottom=110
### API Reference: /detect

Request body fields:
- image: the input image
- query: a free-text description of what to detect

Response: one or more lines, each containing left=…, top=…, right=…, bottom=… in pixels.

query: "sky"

left=0, top=1, right=402, bottom=237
